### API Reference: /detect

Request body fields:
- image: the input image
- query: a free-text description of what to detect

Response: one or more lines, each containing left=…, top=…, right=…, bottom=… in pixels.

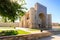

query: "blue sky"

left=25, top=0, right=60, bottom=23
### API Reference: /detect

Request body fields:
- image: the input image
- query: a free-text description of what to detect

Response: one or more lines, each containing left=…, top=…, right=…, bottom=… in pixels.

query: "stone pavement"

left=38, top=34, right=60, bottom=40
left=16, top=27, right=48, bottom=33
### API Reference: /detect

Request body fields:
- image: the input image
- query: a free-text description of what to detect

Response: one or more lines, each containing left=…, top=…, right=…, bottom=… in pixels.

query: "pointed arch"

left=39, top=13, right=46, bottom=28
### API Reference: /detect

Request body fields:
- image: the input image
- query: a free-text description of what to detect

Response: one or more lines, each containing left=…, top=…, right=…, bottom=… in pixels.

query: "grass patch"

left=0, top=27, right=41, bottom=36
left=17, top=30, right=30, bottom=35
left=0, top=30, right=30, bottom=36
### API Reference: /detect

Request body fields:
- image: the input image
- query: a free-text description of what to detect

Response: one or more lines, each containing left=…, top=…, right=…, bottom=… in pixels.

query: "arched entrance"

left=39, top=13, right=46, bottom=29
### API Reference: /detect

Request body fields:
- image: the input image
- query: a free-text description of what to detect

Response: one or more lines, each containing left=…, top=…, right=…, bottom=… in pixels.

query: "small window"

left=26, top=14, right=29, bottom=20
left=27, top=17, right=29, bottom=20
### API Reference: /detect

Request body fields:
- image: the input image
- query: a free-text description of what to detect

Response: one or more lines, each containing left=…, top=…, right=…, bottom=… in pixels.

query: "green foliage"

left=0, top=0, right=27, bottom=22
left=0, top=30, right=18, bottom=36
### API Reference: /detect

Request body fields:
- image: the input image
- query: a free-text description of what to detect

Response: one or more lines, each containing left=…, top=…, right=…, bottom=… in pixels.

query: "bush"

left=0, top=30, right=18, bottom=36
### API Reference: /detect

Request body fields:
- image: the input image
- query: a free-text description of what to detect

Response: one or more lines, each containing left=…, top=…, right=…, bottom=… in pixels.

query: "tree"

left=0, top=0, right=26, bottom=22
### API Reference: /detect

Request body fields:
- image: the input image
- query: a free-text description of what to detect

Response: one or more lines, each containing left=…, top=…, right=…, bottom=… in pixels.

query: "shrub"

left=0, top=30, right=18, bottom=36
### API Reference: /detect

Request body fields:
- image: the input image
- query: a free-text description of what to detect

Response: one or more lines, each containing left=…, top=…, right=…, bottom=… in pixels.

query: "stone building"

left=19, top=3, right=52, bottom=29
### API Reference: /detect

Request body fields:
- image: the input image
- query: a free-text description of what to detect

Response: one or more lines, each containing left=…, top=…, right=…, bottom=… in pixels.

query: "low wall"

left=0, top=22, right=19, bottom=27
left=0, top=32, right=51, bottom=40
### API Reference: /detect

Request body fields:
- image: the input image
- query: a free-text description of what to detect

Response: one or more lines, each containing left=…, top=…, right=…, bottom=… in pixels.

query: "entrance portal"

left=39, top=13, right=46, bottom=29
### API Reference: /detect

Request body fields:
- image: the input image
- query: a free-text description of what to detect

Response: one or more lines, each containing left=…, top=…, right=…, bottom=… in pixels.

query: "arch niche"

left=39, top=13, right=46, bottom=29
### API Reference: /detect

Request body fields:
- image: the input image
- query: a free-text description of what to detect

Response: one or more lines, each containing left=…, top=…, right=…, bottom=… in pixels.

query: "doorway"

left=39, top=13, right=46, bottom=29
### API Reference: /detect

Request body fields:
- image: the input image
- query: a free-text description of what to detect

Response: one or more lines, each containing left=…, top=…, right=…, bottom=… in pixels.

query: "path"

left=16, top=27, right=48, bottom=33
left=38, top=34, right=60, bottom=40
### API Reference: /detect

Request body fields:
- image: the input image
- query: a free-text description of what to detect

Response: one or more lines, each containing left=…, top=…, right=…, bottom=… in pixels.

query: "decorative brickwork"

left=19, top=3, right=52, bottom=29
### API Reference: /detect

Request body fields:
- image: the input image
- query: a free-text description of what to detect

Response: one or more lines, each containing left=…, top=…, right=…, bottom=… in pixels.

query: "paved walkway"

left=39, top=34, right=60, bottom=40
left=16, top=27, right=48, bottom=33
